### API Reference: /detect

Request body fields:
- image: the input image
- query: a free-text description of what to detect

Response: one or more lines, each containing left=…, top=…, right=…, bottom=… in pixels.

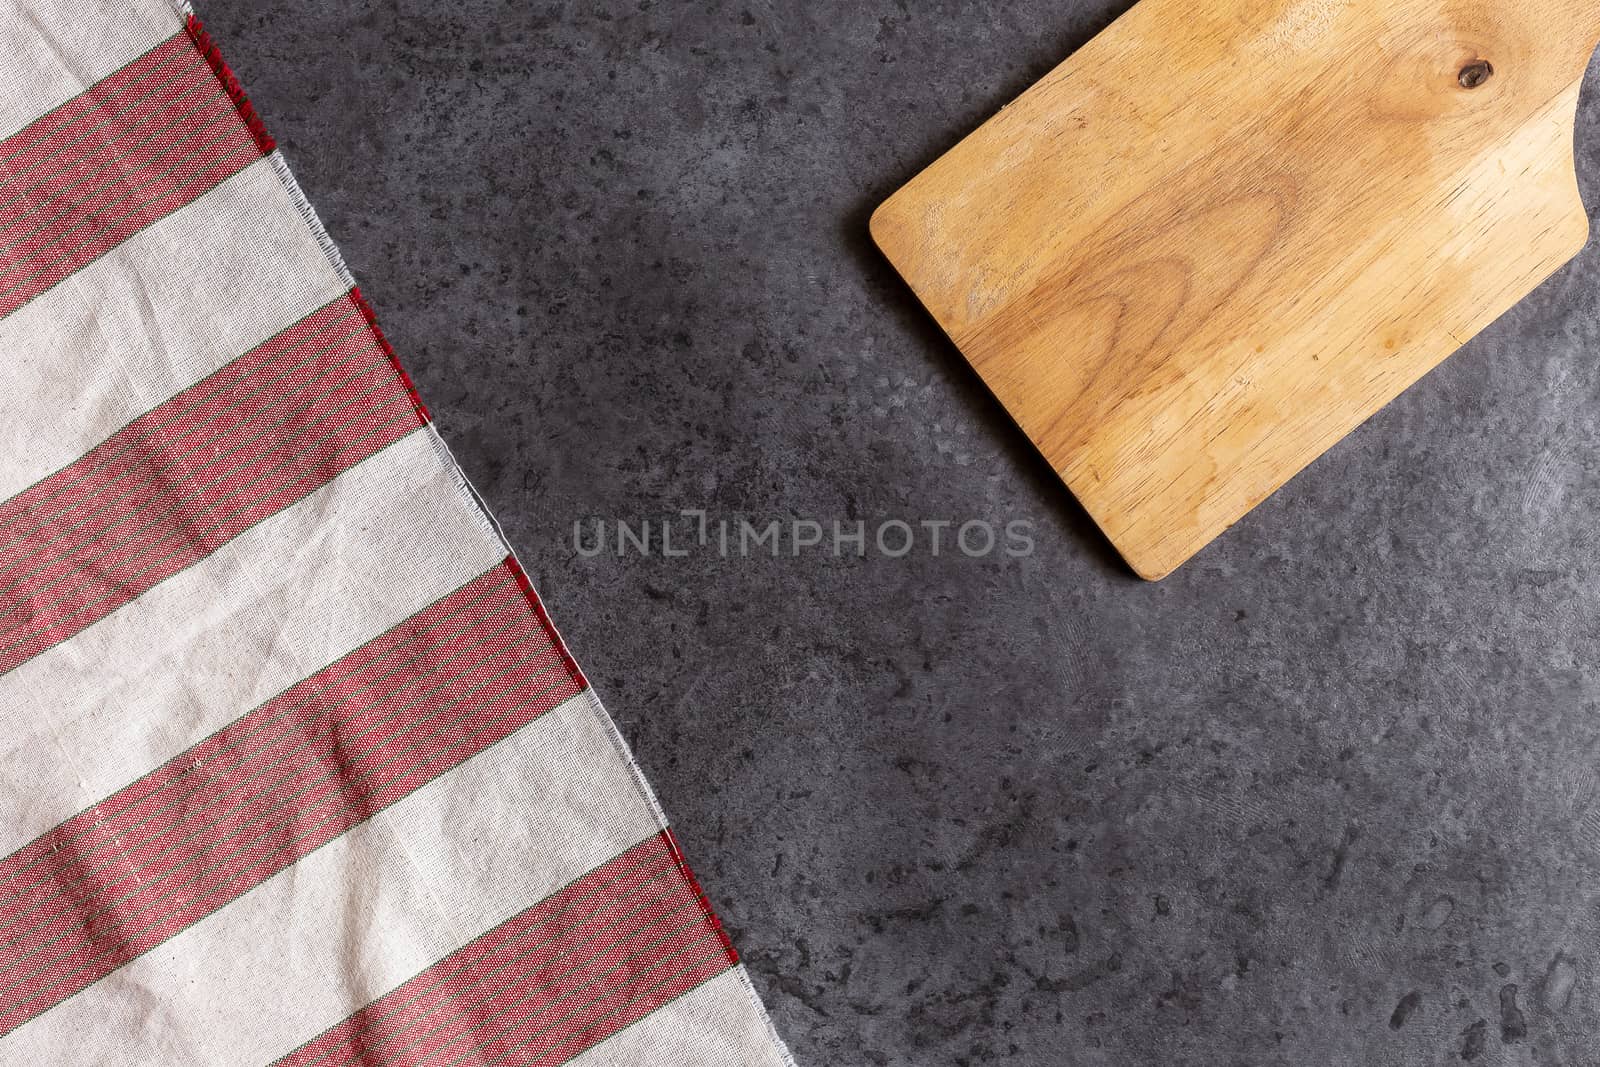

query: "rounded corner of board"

left=868, top=196, right=902, bottom=257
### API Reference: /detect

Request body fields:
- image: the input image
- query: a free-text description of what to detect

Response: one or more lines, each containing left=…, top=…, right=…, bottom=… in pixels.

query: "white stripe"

left=0, top=0, right=181, bottom=141
left=0, top=158, right=350, bottom=502
left=568, top=968, right=797, bottom=1067
left=0, top=691, right=664, bottom=1066
left=0, top=430, right=504, bottom=856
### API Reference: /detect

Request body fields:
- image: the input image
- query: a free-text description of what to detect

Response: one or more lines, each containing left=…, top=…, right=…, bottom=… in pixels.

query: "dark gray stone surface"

left=194, top=2, right=1600, bottom=1063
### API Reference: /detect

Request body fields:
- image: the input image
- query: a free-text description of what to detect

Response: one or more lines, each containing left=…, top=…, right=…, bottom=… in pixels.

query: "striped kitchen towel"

left=0, top=1, right=794, bottom=1063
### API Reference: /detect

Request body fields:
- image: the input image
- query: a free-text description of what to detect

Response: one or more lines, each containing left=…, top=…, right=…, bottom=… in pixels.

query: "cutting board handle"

left=1493, top=0, right=1600, bottom=97
left=1551, top=2, right=1600, bottom=67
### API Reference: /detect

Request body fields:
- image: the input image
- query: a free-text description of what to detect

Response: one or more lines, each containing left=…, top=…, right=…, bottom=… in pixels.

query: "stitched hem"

left=184, top=15, right=275, bottom=155
left=351, top=287, right=432, bottom=426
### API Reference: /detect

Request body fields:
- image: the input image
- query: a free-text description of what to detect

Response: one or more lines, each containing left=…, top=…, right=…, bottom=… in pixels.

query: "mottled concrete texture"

left=195, top=3, right=1600, bottom=1064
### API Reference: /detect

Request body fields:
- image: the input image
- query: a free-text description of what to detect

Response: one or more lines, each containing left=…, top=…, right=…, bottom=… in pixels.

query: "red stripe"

left=273, top=833, right=737, bottom=1067
left=0, top=38, right=195, bottom=175
left=0, top=303, right=366, bottom=557
left=0, top=95, right=245, bottom=271
left=0, top=124, right=260, bottom=314
left=0, top=291, right=425, bottom=676
left=0, top=26, right=270, bottom=319
left=0, top=45, right=214, bottom=205
left=0, top=560, right=588, bottom=1034
left=0, top=574, right=533, bottom=946
left=285, top=844, right=685, bottom=1066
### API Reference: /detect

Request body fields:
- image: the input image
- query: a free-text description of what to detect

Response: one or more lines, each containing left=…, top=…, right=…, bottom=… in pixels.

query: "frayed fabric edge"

left=266, top=151, right=356, bottom=287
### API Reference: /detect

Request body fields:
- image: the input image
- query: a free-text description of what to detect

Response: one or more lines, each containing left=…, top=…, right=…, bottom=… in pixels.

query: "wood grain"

left=872, top=0, right=1600, bottom=579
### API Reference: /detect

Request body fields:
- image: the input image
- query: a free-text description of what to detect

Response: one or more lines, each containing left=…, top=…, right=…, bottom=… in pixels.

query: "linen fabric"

left=0, top=2, right=794, bottom=1064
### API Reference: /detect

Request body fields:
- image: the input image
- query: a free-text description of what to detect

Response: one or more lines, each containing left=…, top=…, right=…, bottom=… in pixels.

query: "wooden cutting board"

left=872, top=0, right=1600, bottom=579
